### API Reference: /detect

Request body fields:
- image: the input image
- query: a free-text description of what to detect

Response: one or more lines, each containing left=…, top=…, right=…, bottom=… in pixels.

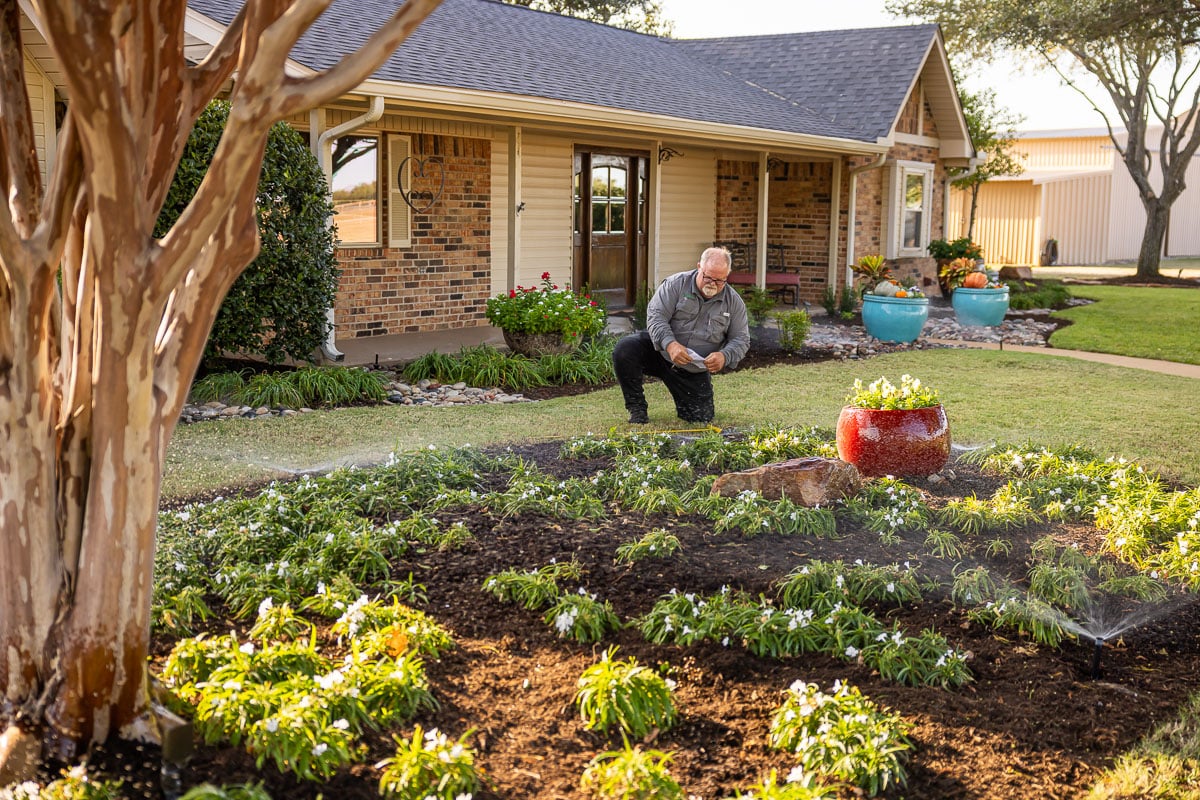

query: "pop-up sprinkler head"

left=1090, top=637, right=1105, bottom=680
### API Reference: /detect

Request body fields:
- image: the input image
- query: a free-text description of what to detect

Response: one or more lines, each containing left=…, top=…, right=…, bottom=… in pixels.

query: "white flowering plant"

left=846, top=374, right=940, bottom=410
left=769, top=681, right=912, bottom=796
left=543, top=590, right=620, bottom=643
left=575, top=647, right=678, bottom=739
left=614, top=528, right=682, bottom=565
left=482, top=560, right=581, bottom=610
left=376, top=725, right=479, bottom=800
left=580, top=741, right=684, bottom=800
left=723, top=768, right=837, bottom=800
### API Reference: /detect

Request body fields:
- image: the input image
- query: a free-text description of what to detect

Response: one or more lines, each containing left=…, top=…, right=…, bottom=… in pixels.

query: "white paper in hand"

left=684, top=348, right=707, bottom=369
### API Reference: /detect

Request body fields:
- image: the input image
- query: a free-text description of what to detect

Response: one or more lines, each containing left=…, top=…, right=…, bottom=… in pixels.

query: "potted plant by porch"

left=486, top=272, right=607, bottom=357
left=928, top=237, right=983, bottom=296
left=836, top=374, right=950, bottom=477
left=852, top=255, right=929, bottom=344
left=941, top=258, right=1010, bottom=327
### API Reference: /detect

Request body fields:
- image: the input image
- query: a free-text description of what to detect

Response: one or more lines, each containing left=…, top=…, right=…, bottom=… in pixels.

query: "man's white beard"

left=700, top=283, right=721, bottom=299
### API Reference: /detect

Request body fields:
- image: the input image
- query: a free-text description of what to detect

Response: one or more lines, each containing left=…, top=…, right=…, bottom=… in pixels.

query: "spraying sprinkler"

left=1090, top=637, right=1105, bottom=680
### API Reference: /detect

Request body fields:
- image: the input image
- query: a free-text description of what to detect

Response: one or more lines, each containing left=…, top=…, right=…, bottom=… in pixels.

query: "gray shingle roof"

left=189, top=0, right=937, bottom=144
left=674, top=26, right=940, bottom=141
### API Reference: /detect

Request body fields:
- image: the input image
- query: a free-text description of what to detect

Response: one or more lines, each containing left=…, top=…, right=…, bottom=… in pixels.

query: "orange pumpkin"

left=962, top=272, right=988, bottom=289
left=895, top=290, right=908, bottom=297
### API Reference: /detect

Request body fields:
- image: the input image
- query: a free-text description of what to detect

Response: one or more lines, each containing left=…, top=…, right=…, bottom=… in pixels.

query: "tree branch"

left=271, top=0, right=443, bottom=118
left=186, top=4, right=248, bottom=116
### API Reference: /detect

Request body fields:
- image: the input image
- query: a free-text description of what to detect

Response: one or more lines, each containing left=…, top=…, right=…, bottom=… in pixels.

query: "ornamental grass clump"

left=575, top=647, right=678, bottom=739
left=769, top=680, right=912, bottom=796
left=485, top=272, right=607, bottom=340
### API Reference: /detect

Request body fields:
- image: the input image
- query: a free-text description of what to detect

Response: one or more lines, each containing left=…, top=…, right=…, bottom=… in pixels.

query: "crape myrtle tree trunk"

left=0, top=0, right=441, bottom=760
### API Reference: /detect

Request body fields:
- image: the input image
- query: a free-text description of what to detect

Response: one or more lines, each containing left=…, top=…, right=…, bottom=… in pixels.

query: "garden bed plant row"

left=127, top=426, right=1200, bottom=799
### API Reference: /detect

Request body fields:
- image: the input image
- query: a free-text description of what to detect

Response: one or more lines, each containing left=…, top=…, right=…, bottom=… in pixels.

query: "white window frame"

left=330, top=132, right=383, bottom=248
left=885, top=160, right=934, bottom=259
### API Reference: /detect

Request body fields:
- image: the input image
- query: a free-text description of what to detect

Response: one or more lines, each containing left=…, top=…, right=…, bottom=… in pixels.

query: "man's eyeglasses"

left=699, top=270, right=728, bottom=286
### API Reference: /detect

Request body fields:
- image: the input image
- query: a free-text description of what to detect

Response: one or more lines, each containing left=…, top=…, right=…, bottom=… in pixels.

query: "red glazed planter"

left=836, top=405, right=951, bottom=477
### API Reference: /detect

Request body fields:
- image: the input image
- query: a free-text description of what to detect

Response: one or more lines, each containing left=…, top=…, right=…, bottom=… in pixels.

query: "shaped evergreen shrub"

left=156, top=101, right=338, bottom=365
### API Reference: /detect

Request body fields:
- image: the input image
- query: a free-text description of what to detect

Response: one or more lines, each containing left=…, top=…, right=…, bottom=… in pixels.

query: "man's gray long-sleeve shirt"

left=645, top=270, right=750, bottom=373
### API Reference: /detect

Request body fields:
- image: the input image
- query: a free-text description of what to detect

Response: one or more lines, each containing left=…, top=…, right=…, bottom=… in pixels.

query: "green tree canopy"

left=890, top=0, right=1200, bottom=276
left=502, top=0, right=673, bottom=35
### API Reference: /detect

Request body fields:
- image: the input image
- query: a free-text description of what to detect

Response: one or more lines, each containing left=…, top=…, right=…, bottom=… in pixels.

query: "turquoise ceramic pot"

left=861, top=295, right=929, bottom=343
left=952, top=287, right=1010, bottom=327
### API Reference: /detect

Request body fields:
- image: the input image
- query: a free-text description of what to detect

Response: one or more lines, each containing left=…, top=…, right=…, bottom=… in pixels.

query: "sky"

left=658, top=0, right=1118, bottom=132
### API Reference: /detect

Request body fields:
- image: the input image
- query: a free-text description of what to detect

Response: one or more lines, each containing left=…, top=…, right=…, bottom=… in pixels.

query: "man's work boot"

left=628, top=408, right=649, bottom=424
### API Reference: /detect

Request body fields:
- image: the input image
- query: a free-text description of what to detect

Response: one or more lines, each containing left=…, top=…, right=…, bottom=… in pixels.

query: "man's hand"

left=666, top=341, right=692, bottom=366
left=704, top=351, right=726, bottom=373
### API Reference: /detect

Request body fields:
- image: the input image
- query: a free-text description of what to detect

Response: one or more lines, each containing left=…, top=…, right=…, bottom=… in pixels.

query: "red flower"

left=552, top=284, right=559, bottom=290
left=541, top=271, right=551, bottom=280
left=508, top=289, right=517, bottom=298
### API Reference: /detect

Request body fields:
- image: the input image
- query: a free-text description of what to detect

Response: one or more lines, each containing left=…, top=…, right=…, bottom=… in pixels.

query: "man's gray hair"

left=700, top=247, right=732, bottom=270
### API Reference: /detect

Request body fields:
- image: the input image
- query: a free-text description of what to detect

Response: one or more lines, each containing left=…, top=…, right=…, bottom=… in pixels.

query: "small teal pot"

left=861, top=295, right=929, bottom=343
left=951, top=287, right=1010, bottom=327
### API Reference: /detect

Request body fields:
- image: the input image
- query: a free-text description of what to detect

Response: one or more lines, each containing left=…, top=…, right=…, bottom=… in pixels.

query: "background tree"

left=954, top=88, right=1025, bottom=239
left=156, top=101, right=339, bottom=366
left=890, top=0, right=1200, bottom=278
left=502, top=0, right=673, bottom=35
left=0, top=0, right=441, bottom=765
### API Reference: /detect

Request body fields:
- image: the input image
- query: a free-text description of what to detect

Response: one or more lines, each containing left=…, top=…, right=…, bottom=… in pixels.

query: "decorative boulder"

left=998, top=266, right=1033, bottom=280
left=710, top=457, right=862, bottom=507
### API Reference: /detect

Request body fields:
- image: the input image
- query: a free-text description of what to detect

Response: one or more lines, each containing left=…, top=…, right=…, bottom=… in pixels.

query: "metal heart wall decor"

left=397, top=155, right=446, bottom=214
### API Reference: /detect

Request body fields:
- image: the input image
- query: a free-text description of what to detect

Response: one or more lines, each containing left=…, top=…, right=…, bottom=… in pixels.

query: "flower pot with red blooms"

left=836, top=375, right=950, bottom=478
left=485, top=272, right=606, bottom=358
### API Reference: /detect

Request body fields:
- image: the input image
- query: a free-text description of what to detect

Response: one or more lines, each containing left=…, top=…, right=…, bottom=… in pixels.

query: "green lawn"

left=1049, top=285, right=1200, bottom=364
left=163, top=348, right=1200, bottom=500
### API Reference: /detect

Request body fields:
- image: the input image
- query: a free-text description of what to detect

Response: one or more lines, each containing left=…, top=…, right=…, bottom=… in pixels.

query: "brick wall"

left=335, top=133, right=491, bottom=338
left=714, top=159, right=836, bottom=303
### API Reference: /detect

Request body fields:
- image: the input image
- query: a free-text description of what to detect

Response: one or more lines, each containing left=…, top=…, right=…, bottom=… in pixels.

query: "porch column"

left=650, top=142, right=664, bottom=286
left=828, top=155, right=843, bottom=291
left=756, top=152, right=770, bottom=288
left=507, top=125, right=522, bottom=291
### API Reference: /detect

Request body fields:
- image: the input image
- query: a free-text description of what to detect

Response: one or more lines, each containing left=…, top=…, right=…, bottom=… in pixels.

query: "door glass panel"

left=592, top=202, right=607, bottom=233
left=610, top=202, right=625, bottom=233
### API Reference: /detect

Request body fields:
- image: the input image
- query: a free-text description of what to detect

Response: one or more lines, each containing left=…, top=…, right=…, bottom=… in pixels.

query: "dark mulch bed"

left=77, top=444, right=1200, bottom=799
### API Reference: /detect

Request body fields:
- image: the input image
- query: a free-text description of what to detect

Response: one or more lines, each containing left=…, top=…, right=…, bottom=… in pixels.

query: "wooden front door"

left=573, top=151, right=648, bottom=308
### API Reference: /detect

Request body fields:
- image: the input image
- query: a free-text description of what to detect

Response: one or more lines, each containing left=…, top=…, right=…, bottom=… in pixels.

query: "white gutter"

left=945, top=157, right=980, bottom=240
left=316, top=95, right=386, bottom=362
left=845, top=153, right=888, bottom=289
left=356, top=79, right=889, bottom=158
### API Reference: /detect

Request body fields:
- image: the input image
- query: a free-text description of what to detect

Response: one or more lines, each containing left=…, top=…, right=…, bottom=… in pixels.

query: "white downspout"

left=316, top=95, right=386, bottom=362
left=845, top=153, right=888, bottom=289
left=945, top=158, right=980, bottom=241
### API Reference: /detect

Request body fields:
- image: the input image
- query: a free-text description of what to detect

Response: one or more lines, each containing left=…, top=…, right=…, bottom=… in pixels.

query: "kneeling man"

left=612, top=247, right=750, bottom=424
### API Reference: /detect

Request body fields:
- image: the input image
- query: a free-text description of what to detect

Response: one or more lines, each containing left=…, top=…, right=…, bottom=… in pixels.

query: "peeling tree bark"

left=0, top=0, right=442, bottom=759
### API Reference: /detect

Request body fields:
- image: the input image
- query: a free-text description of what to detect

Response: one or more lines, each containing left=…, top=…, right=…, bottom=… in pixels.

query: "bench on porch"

left=714, top=241, right=802, bottom=307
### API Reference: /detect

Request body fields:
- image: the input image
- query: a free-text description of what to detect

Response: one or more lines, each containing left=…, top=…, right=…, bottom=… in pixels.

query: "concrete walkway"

left=924, top=338, right=1200, bottom=379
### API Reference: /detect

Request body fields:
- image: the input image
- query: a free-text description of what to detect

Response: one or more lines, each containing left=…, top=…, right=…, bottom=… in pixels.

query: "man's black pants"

left=612, top=331, right=715, bottom=423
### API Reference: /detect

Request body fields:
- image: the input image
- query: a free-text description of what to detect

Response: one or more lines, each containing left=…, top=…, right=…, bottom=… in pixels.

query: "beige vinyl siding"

left=23, top=53, right=56, bottom=182
left=957, top=181, right=1041, bottom=265
left=516, top=131, right=573, bottom=286
left=657, top=148, right=716, bottom=284
left=490, top=132, right=510, bottom=295
left=1042, top=173, right=1112, bottom=266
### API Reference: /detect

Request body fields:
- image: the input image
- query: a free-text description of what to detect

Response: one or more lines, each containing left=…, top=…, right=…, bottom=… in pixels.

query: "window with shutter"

left=388, top=134, right=412, bottom=248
